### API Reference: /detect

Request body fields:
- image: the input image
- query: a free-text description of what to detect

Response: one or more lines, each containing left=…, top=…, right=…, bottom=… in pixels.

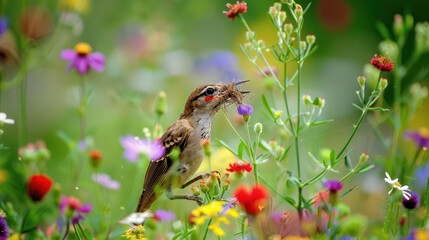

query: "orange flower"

left=223, top=1, right=247, bottom=21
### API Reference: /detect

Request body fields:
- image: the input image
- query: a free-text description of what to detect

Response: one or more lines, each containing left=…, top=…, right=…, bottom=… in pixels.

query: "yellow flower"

left=123, top=225, right=147, bottom=240
left=59, top=0, right=90, bottom=13
left=190, top=201, right=239, bottom=237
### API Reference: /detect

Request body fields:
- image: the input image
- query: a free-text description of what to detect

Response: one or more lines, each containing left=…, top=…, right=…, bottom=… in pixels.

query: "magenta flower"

left=153, top=210, right=176, bottom=221
left=61, top=42, right=105, bottom=75
left=59, top=195, right=92, bottom=224
left=92, top=173, right=120, bottom=190
left=323, top=180, right=343, bottom=194
left=120, top=136, right=165, bottom=162
left=404, top=128, right=429, bottom=149
left=237, top=104, right=253, bottom=116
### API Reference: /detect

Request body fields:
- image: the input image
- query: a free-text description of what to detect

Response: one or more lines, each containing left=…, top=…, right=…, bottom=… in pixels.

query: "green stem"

left=72, top=223, right=82, bottom=240
left=77, top=222, right=89, bottom=240
left=79, top=77, right=87, bottom=141
left=62, top=221, right=70, bottom=240
left=202, top=218, right=213, bottom=240
left=336, top=72, right=383, bottom=160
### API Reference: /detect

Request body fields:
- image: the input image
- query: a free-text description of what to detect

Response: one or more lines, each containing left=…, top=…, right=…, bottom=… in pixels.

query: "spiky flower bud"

left=294, top=4, right=303, bottom=19
left=269, top=7, right=278, bottom=19
left=254, top=123, right=263, bottom=134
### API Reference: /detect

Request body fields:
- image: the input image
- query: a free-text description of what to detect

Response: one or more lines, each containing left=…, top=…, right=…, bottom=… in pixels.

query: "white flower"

left=384, top=172, right=412, bottom=200
left=0, top=112, right=14, bottom=125
left=119, top=212, right=153, bottom=226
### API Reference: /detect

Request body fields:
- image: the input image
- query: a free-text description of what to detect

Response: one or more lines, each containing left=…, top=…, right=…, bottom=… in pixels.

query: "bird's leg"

left=166, top=185, right=204, bottom=205
left=180, top=171, right=221, bottom=189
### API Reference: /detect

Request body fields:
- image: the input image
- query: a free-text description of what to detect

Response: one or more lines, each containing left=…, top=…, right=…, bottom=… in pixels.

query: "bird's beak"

left=234, top=80, right=250, bottom=94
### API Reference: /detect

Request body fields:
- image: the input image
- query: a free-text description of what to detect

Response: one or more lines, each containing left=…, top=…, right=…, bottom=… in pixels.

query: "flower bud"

left=405, top=14, right=414, bottom=31
left=89, top=149, right=102, bottom=168
left=306, top=34, right=315, bottom=45
left=284, top=23, right=293, bottom=34
left=273, top=2, right=282, bottom=11
left=191, top=185, right=201, bottom=196
left=244, top=42, right=253, bottom=52
left=359, top=153, right=369, bottom=164
left=200, top=139, right=211, bottom=158
left=302, top=94, right=312, bottom=106
left=199, top=181, right=209, bottom=193
left=254, top=122, right=263, bottom=134
left=294, top=4, right=303, bottom=19
left=257, top=39, right=266, bottom=49
left=300, top=41, right=307, bottom=51
left=393, top=14, right=404, bottom=38
left=399, top=215, right=406, bottom=227
left=274, top=110, right=282, bottom=119
left=379, top=78, right=388, bottom=91
left=269, top=7, right=278, bottom=19
left=278, top=11, right=287, bottom=25
left=357, top=76, right=366, bottom=87
left=155, top=91, right=167, bottom=117
left=246, top=31, right=255, bottom=41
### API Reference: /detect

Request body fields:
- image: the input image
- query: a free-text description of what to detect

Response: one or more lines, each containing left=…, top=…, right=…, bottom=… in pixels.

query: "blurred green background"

left=1, top=0, right=429, bottom=237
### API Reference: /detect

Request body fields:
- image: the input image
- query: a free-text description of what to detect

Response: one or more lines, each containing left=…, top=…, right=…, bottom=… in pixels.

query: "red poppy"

left=371, top=54, right=394, bottom=72
left=223, top=1, right=248, bottom=21
left=28, top=174, right=53, bottom=202
left=226, top=162, right=252, bottom=173
left=234, top=184, right=269, bottom=215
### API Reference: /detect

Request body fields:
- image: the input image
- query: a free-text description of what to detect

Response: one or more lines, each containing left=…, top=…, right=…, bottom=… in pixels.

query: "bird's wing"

left=136, top=119, right=193, bottom=212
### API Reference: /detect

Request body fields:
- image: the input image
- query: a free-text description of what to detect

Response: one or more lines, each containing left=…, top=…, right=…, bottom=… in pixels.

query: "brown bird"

left=136, top=81, right=249, bottom=213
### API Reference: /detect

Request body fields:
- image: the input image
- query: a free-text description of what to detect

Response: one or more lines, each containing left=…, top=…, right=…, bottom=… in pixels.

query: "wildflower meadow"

left=1, top=0, right=429, bottom=239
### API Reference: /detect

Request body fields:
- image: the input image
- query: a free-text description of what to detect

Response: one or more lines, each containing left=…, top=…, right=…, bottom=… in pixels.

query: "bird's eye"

left=205, top=87, right=215, bottom=96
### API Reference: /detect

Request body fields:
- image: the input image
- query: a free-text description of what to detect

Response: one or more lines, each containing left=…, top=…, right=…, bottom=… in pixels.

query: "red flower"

left=371, top=54, right=394, bottom=72
left=234, top=184, right=270, bottom=215
left=226, top=161, right=252, bottom=173
left=28, top=174, right=53, bottom=202
left=89, top=149, right=102, bottom=168
left=223, top=1, right=247, bottom=21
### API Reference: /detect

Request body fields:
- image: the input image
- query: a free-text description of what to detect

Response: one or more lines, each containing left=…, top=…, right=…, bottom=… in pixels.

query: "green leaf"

left=310, top=119, right=334, bottom=127
left=256, top=152, right=270, bottom=164
left=217, top=139, right=238, bottom=156
left=344, top=155, right=353, bottom=170
left=376, top=21, right=392, bottom=40
left=356, top=164, right=375, bottom=173
left=340, top=185, right=357, bottom=199
left=368, top=107, right=390, bottom=112
left=237, top=141, right=244, bottom=159
left=261, top=94, right=275, bottom=120
left=308, top=151, right=325, bottom=168
left=277, top=145, right=290, bottom=162
left=329, top=150, right=336, bottom=167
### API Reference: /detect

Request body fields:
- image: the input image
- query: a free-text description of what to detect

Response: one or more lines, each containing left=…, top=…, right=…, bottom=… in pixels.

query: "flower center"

left=74, top=42, right=92, bottom=56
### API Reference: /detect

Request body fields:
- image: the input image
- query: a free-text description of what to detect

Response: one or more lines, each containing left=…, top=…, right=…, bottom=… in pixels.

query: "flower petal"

left=78, top=204, right=92, bottom=213
left=88, top=52, right=105, bottom=72
left=61, top=49, right=77, bottom=61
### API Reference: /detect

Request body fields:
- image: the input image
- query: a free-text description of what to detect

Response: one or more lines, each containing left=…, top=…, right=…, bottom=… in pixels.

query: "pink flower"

left=61, top=42, right=105, bottom=75
left=59, top=196, right=92, bottom=224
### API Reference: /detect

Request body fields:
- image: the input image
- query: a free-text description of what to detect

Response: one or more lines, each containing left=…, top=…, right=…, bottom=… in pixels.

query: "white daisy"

left=119, top=212, right=153, bottom=226
left=384, top=172, right=412, bottom=200
left=0, top=112, right=14, bottom=125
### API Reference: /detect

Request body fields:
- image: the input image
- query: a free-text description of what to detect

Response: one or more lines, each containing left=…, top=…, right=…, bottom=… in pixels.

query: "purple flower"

left=404, top=128, right=429, bottom=149
left=59, top=196, right=92, bottom=224
left=0, top=17, right=8, bottom=37
left=120, top=136, right=165, bottom=162
left=402, top=191, right=420, bottom=210
left=153, top=210, right=176, bottom=221
left=415, top=162, right=429, bottom=189
left=323, top=180, right=343, bottom=193
left=92, top=173, right=120, bottom=190
left=61, top=42, right=105, bottom=75
left=0, top=216, right=9, bottom=240
left=237, top=104, right=253, bottom=116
